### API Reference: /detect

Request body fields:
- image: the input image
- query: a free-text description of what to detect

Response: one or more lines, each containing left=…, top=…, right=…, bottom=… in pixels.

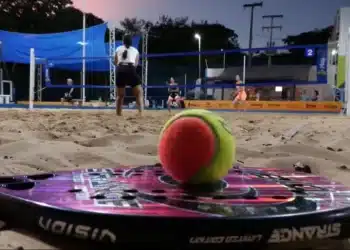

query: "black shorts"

left=170, top=92, right=179, bottom=98
left=63, top=93, right=73, bottom=102
left=116, top=64, right=140, bottom=88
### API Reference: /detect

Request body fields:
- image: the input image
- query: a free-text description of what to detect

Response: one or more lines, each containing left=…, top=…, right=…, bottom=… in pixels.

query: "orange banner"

left=184, top=101, right=342, bottom=113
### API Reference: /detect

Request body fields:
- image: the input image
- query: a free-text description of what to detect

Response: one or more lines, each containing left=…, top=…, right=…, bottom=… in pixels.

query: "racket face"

left=2, top=165, right=349, bottom=216
left=1, top=164, right=350, bottom=248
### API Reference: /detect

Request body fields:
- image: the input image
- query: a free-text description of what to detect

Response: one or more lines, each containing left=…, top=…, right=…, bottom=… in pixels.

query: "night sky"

left=73, top=0, right=349, bottom=48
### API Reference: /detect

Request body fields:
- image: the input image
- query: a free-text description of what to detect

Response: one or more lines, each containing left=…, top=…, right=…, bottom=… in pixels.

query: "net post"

left=346, top=27, right=350, bottom=116
left=184, top=73, right=187, bottom=97
left=243, top=55, right=247, bottom=83
left=29, top=48, right=35, bottom=110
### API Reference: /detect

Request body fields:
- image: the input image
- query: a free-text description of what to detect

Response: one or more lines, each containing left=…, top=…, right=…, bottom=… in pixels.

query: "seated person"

left=300, top=89, right=310, bottom=101
left=167, top=77, right=182, bottom=112
left=61, top=78, right=74, bottom=104
left=311, top=90, right=319, bottom=101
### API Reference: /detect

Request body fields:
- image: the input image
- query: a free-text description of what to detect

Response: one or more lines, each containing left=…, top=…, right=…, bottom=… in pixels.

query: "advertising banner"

left=316, top=48, right=328, bottom=83
left=184, top=101, right=341, bottom=113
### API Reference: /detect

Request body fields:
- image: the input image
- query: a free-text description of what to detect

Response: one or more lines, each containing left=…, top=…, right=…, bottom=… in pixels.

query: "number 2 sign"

left=305, top=48, right=315, bottom=57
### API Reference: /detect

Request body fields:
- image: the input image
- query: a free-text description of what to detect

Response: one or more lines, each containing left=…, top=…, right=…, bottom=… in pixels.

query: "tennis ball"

left=158, top=109, right=235, bottom=184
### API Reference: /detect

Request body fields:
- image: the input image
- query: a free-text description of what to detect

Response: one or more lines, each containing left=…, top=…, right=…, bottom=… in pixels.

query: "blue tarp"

left=50, top=35, right=141, bottom=72
left=0, top=23, right=141, bottom=72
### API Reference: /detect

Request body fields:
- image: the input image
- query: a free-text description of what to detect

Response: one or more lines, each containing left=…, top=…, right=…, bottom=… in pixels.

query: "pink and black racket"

left=0, top=164, right=350, bottom=249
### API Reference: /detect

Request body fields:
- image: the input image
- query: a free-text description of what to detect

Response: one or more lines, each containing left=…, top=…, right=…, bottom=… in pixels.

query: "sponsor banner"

left=316, top=48, right=328, bottom=83
left=184, top=101, right=342, bottom=113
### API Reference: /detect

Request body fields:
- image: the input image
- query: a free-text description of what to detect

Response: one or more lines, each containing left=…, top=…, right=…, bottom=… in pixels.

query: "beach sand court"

left=0, top=109, right=350, bottom=249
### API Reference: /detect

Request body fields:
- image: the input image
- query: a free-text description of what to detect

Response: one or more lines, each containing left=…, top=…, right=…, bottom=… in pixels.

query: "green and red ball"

left=158, top=109, right=236, bottom=184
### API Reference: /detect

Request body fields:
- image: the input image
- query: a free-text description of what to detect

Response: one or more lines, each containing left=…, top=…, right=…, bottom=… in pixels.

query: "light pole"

left=221, top=49, right=226, bottom=68
left=243, top=2, right=263, bottom=68
left=194, top=33, right=201, bottom=79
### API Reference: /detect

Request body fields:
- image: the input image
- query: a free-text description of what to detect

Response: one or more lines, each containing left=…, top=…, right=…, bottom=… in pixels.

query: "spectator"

left=194, top=78, right=201, bottom=100
left=255, top=89, right=261, bottom=101
left=167, top=77, right=181, bottom=112
left=61, top=78, right=74, bottom=104
left=300, top=89, right=310, bottom=101
left=311, top=90, right=320, bottom=101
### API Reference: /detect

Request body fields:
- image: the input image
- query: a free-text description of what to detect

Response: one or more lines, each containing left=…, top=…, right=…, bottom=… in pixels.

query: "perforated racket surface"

left=1, top=164, right=350, bottom=249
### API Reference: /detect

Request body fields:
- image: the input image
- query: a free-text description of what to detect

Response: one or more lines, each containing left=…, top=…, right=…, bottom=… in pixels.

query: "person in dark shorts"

left=167, top=77, right=183, bottom=113
left=114, top=34, right=143, bottom=116
left=61, top=78, right=74, bottom=104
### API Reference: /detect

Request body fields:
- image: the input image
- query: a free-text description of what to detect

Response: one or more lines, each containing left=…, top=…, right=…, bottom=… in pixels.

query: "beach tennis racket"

left=0, top=164, right=350, bottom=249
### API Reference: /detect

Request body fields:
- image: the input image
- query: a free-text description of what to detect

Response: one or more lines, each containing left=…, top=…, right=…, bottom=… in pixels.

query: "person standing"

left=114, top=34, right=143, bottom=116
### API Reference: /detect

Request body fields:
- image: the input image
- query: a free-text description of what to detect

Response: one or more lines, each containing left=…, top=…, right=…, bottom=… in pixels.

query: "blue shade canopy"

left=0, top=23, right=141, bottom=72
left=49, top=36, right=141, bottom=71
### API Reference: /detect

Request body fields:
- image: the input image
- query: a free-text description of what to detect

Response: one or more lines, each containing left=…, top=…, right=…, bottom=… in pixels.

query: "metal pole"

left=268, top=17, right=274, bottom=67
left=82, top=1, right=86, bottom=105
left=243, top=55, right=246, bottom=84
left=198, top=38, right=201, bottom=79
left=141, top=30, right=149, bottom=104
left=243, top=2, right=263, bottom=68
left=248, top=7, right=254, bottom=68
left=144, top=32, right=149, bottom=102
left=29, top=48, right=35, bottom=110
left=262, top=15, right=283, bottom=68
left=346, top=27, right=350, bottom=115
left=184, top=73, right=187, bottom=97
left=36, top=64, right=43, bottom=101
left=223, top=52, right=226, bottom=68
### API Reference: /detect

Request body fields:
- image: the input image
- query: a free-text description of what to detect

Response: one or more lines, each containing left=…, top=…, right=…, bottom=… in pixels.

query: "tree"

left=148, top=17, right=239, bottom=53
left=117, top=15, right=240, bottom=75
left=120, top=17, right=152, bottom=35
left=50, top=7, right=104, bottom=33
left=0, top=3, right=242, bottom=99
left=118, top=16, right=241, bottom=88
left=0, top=0, right=103, bottom=33
left=283, top=26, right=332, bottom=46
left=0, top=0, right=106, bottom=102
left=0, top=0, right=72, bottom=32
left=118, top=15, right=240, bottom=53
left=280, top=26, right=332, bottom=64
left=148, top=18, right=240, bottom=70
left=0, top=0, right=73, bottom=17
left=156, top=15, right=189, bottom=28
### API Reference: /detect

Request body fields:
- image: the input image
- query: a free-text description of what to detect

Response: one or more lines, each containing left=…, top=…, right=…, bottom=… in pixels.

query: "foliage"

left=283, top=26, right=333, bottom=46
left=280, top=26, right=332, bottom=64
left=0, top=0, right=335, bottom=101
left=117, top=15, right=241, bottom=80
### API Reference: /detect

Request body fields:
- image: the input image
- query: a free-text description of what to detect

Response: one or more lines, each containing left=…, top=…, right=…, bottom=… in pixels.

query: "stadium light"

left=194, top=34, right=201, bottom=78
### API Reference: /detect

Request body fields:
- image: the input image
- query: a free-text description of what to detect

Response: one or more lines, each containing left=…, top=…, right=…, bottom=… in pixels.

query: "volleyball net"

left=28, top=42, right=349, bottom=110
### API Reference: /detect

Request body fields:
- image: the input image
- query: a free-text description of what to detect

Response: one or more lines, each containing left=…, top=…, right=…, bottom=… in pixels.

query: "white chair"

left=0, top=95, right=11, bottom=104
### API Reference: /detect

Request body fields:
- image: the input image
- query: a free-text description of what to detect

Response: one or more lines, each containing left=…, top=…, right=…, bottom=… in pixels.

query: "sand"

left=0, top=109, right=350, bottom=249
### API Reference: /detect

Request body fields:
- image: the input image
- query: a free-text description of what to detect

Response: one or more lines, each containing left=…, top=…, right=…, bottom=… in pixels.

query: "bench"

left=0, top=95, right=11, bottom=104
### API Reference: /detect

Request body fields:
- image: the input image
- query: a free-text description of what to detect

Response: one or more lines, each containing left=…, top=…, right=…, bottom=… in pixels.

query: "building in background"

left=328, top=7, right=350, bottom=88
